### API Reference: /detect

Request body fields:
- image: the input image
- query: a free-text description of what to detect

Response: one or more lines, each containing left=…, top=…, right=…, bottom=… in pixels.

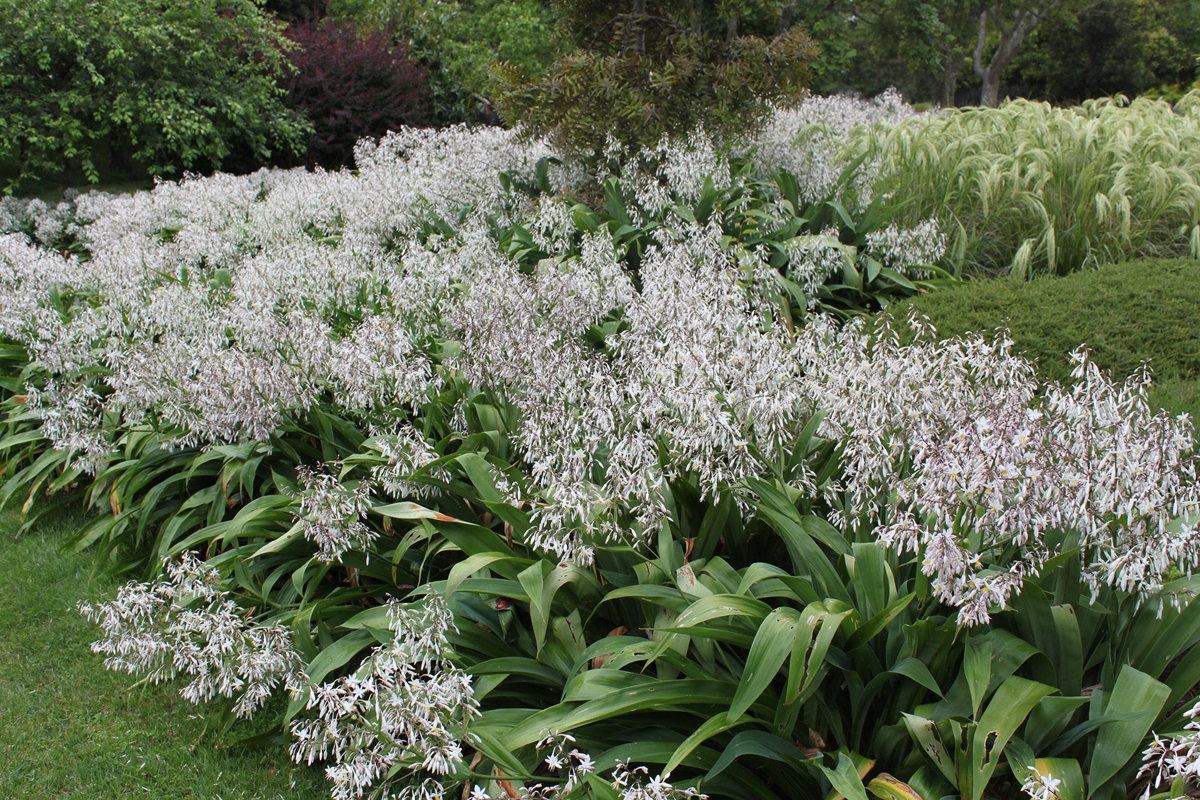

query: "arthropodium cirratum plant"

left=0, top=103, right=1198, bottom=800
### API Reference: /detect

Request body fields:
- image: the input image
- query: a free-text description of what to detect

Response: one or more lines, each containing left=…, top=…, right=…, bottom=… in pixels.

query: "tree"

left=866, top=0, right=1085, bottom=106
left=1012, top=0, right=1200, bottom=101
left=327, top=0, right=567, bottom=124
left=972, top=1, right=1063, bottom=106
left=0, top=0, right=311, bottom=191
left=492, top=0, right=817, bottom=155
left=869, top=0, right=982, bottom=105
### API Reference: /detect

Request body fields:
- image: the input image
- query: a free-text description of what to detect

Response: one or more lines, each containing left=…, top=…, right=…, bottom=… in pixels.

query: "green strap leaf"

left=1086, top=665, right=1170, bottom=794
left=731, top=607, right=801, bottom=719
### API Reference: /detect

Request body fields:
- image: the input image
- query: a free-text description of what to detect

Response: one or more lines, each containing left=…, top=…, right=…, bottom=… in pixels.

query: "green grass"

left=895, top=257, right=1200, bottom=418
left=0, top=507, right=330, bottom=800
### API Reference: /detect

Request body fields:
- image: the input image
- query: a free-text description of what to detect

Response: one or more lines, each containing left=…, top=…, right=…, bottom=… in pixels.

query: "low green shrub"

left=896, top=258, right=1200, bottom=415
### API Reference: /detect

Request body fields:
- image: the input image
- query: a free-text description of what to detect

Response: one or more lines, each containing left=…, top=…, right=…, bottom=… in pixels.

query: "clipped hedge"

left=899, top=258, right=1200, bottom=384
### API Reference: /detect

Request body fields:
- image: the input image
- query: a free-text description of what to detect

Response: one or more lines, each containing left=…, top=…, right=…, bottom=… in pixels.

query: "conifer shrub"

left=493, top=0, right=817, bottom=155
left=900, top=258, right=1200, bottom=383
left=896, top=257, right=1200, bottom=415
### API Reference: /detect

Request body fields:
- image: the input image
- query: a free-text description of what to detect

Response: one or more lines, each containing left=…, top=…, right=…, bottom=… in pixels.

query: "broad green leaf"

left=518, top=561, right=552, bottom=652
left=502, top=679, right=736, bottom=749
left=664, top=712, right=750, bottom=777
left=820, top=752, right=871, bottom=800
left=866, top=774, right=927, bottom=800
left=966, top=676, right=1056, bottom=800
left=887, top=657, right=944, bottom=698
left=250, top=524, right=303, bottom=557
left=902, top=713, right=956, bottom=784
left=1033, top=759, right=1084, bottom=800
left=649, top=593, right=771, bottom=661
left=304, top=628, right=376, bottom=686
left=372, top=500, right=463, bottom=523
left=965, top=636, right=993, bottom=718
left=730, top=608, right=799, bottom=719
left=703, top=730, right=815, bottom=782
left=446, top=552, right=528, bottom=596
left=1086, top=665, right=1169, bottom=794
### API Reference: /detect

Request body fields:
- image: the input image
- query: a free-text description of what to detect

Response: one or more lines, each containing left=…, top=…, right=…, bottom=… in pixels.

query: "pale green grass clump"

left=861, top=92, right=1200, bottom=278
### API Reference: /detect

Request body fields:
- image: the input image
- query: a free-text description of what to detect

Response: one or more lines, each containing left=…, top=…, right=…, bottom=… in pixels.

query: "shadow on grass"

left=0, top=505, right=330, bottom=800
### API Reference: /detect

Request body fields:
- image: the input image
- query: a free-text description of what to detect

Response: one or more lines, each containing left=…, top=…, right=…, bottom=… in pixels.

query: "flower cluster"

left=78, top=553, right=305, bottom=717
left=0, top=190, right=116, bottom=249
left=865, top=218, right=949, bottom=276
left=454, top=221, right=813, bottom=562
left=368, top=426, right=450, bottom=500
left=1020, top=770, right=1063, bottom=800
left=290, top=595, right=479, bottom=800
left=611, top=763, right=708, bottom=800
left=803, top=315, right=1200, bottom=625
left=780, top=228, right=850, bottom=304
left=749, top=88, right=920, bottom=204
left=290, top=465, right=375, bottom=562
left=1138, top=697, right=1200, bottom=799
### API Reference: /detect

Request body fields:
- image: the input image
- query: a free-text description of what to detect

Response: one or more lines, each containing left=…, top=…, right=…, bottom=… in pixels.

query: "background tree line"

left=1, top=0, right=1197, bottom=191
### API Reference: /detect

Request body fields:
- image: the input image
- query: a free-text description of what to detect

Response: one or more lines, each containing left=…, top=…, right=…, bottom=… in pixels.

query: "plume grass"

left=860, top=92, right=1200, bottom=277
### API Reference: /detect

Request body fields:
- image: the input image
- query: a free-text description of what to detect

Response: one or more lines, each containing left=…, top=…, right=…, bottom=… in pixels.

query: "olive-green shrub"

left=897, top=257, right=1200, bottom=414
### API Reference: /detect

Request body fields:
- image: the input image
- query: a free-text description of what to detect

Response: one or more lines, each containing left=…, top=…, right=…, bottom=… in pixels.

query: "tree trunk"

left=939, top=52, right=965, bottom=106
left=973, top=4, right=1048, bottom=107
left=629, top=0, right=647, bottom=55
left=689, top=0, right=704, bottom=38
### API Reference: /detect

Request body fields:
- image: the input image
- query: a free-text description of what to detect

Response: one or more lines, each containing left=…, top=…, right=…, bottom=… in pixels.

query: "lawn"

left=0, top=506, right=328, bottom=800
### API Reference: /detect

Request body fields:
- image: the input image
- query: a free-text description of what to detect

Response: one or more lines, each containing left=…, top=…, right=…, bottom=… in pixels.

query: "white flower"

left=79, top=553, right=305, bottom=718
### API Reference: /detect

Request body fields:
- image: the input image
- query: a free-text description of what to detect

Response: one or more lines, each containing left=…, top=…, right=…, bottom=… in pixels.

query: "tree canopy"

left=493, top=0, right=817, bottom=154
left=0, top=0, right=310, bottom=190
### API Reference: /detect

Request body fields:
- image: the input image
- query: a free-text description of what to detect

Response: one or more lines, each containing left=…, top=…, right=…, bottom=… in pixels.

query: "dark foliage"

left=282, top=18, right=432, bottom=167
left=494, top=0, right=817, bottom=157
left=263, top=0, right=328, bottom=21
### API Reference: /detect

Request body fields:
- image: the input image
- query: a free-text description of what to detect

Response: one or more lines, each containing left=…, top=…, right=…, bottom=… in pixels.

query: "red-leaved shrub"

left=283, top=19, right=431, bottom=167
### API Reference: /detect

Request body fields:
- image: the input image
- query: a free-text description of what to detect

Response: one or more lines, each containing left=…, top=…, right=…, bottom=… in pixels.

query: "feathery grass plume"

left=857, top=92, right=1200, bottom=276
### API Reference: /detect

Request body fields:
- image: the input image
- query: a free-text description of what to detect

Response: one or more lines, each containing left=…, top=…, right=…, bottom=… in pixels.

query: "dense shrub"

left=329, top=0, right=568, bottom=125
left=0, top=0, right=310, bottom=191
left=494, top=0, right=817, bottom=154
left=895, top=257, right=1200, bottom=418
left=282, top=18, right=431, bottom=167
left=899, top=258, right=1200, bottom=385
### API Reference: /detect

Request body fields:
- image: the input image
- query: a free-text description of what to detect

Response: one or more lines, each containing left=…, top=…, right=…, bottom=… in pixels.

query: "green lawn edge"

left=0, top=507, right=329, bottom=800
